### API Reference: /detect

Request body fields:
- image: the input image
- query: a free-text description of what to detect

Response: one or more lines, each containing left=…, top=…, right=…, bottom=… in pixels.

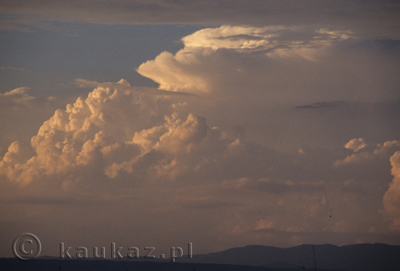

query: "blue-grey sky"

left=0, top=20, right=202, bottom=93
left=1, top=0, right=400, bottom=258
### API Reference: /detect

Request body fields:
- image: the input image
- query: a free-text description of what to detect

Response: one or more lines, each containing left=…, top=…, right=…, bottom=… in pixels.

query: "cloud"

left=383, top=151, right=400, bottom=231
left=0, top=194, right=112, bottom=206
left=344, top=138, right=367, bottom=152
left=0, top=79, right=235, bottom=187
left=328, top=139, right=400, bottom=231
left=226, top=177, right=325, bottom=194
left=181, top=25, right=353, bottom=61
left=1, top=66, right=26, bottom=72
left=296, top=101, right=345, bottom=109
left=74, top=78, right=194, bottom=96
left=0, top=1, right=399, bottom=39
left=0, top=87, right=70, bottom=155
left=181, top=25, right=351, bottom=51
left=73, top=78, right=100, bottom=88
left=0, top=21, right=34, bottom=32
left=1, top=22, right=400, bottom=255
left=0, top=87, right=35, bottom=106
left=138, top=25, right=337, bottom=96
left=174, top=195, right=233, bottom=209
left=1, top=81, right=145, bottom=186
left=1, top=77, right=400, bottom=253
left=137, top=25, right=400, bottom=115
left=334, top=140, right=400, bottom=167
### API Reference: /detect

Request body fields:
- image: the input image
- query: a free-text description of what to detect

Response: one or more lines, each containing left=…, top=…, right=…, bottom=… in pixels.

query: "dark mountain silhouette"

left=178, top=243, right=400, bottom=271
left=0, top=258, right=326, bottom=271
left=1, top=243, right=399, bottom=271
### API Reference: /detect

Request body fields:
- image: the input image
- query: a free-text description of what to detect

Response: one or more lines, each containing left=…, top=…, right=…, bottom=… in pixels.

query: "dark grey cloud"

left=0, top=0, right=399, bottom=38
left=241, top=179, right=326, bottom=194
left=175, top=197, right=236, bottom=209
left=296, top=101, right=346, bottom=109
left=0, top=195, right=111, bottom=206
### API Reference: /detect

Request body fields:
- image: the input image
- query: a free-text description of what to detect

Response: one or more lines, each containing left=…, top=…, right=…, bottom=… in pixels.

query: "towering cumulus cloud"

left=383, top=151, right=400, bottom=231
left=0, top=79, right=238, bottom=188
left=2, top=80, right=142, bottom=186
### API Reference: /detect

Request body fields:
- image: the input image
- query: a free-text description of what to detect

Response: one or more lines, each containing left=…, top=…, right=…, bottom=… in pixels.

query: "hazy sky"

left=1, top=1, right=400, bottom=258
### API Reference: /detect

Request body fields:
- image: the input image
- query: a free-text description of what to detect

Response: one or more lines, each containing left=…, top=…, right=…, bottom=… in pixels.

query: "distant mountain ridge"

left=178, top=243, right=400, bottom=271
left=1, top=243, right=399, bottom=271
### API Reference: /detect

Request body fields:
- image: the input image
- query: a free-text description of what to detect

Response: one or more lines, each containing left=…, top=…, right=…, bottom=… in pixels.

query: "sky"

left=1, top=0, right=400, bottom=258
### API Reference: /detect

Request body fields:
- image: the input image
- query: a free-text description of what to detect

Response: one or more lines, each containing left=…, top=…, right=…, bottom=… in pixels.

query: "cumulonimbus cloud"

left=137, top=25, right=400, bottom=109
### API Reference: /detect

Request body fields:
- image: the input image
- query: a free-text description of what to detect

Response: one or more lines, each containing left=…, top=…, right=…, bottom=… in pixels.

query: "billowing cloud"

left=1, top=76, right=400, bottom=255
left=1, top=80, right=144, bottom=186
left=1, top=20, right=400, bottom=257
left=0, top=79, right=237, bottom=187
left=182, top=26, right=352, bottom=60
left=0, top=86, right=66, bottom=154
left=330, top=139, right=400, bottom=232
left=383, top=151, right=400, bottom=231
left=138, top=25, right=353, bottom=97
left=134, top=25, right=400, bottom=170
left=334, top=140, right=400, bottom=167
left=138, top=25, right=400, bottom=110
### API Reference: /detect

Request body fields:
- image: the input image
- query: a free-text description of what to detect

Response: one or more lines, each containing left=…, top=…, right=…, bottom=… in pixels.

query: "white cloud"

left=137, top=25, right=400, bottom=111
left=181, top=25, right=353, bottom=61
left=73, top=78, right=100, bottom=88
left=344, top=138, right=367, bottom=152
left=0, top=87, right=35, bottom=105
left=182, top=25, right=284, bottom=51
